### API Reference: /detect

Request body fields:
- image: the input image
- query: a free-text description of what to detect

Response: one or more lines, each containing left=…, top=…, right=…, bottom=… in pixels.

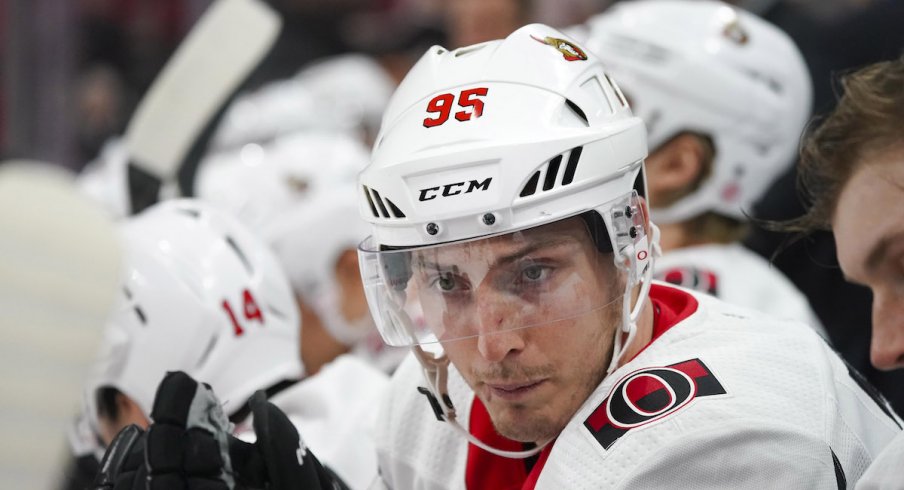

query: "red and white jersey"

left=235, top=355, right=388, bottom=490
left=655, top=243, right=826, bottom=337
left=856, top=431, right=904, bottom=490
left=374, top=284, right=902, bottom=489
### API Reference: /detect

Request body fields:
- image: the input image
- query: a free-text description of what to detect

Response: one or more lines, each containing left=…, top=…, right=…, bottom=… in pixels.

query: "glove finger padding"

left=92, top=425, right=148, bottom=490
left=146, top=371, right=235, bottom=490
left=240, top=390, right=349, bottom=490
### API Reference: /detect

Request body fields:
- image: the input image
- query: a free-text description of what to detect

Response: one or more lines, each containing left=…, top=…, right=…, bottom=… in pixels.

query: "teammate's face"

left=424, top=217, right=622, bottom=443
left=834, top=147, right=904, bottom=371
left=97, top=393, right=150, bottom=446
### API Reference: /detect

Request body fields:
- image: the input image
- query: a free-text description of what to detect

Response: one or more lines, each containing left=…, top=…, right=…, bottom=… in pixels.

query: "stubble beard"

left=480, top=308, right=618, bottom=443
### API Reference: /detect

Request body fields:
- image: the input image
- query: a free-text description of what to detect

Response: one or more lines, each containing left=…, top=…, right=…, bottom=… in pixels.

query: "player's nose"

left=869, top=291, right=904, bottom=371
left=475, top=286, right=525, bottom=362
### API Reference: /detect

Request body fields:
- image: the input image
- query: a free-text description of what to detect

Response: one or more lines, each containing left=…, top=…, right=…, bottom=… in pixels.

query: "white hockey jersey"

left=375, top=283, right=902, bottom=489
left=856, top=431, right=904, bottom=490
left=654, top=243, right=826, bottom=337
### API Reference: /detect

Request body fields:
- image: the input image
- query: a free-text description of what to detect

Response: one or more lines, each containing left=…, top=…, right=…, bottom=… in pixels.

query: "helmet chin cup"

left=412, top=343, right=548, bottom=459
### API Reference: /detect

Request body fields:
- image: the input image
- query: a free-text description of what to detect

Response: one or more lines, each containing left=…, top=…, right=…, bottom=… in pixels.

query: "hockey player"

left=581, top=0, right=823, bottom=331
left=209, top=53, right=397, bottom=150
left=83, top=199, right=302, bottom=446
left=93, top=24, right=901, bottom=489
left=788, top=56, right=904, bottom=489
left=196, top=131, right=407, bottom=374
left=77, top=199, right=386, bottom=489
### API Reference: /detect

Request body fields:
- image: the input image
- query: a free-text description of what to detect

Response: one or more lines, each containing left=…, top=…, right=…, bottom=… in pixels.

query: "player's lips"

left=484, top=379, right=548, bottom=401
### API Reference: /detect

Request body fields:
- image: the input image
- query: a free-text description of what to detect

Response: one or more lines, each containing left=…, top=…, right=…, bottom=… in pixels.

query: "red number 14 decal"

left=423, top=87, right=489, bottom=128
left=222, top=289, right=264, bottom=336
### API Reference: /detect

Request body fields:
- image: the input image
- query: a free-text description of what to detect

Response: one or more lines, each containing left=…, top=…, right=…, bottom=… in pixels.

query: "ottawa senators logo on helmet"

left=531, top=35, right=588, bottom=61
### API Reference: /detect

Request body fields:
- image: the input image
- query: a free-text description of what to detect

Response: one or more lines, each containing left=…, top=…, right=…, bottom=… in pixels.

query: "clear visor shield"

left=359, top=195, right=647, bottom=347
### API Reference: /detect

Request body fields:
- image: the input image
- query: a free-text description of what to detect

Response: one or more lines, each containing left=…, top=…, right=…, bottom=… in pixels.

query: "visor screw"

left=624, top=206, right=633, bottom=218
left=482, top=213, right=496, bottom=226
left=426, top=222, right=439, bottom=235
left=629, top=226, right=638, bottom=239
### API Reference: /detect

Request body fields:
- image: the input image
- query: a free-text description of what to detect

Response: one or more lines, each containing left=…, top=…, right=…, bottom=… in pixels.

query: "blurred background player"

left=581, top=0, right=823, bottom=333
left=0, top=162, right=121, bottom=489
left=196, top=131, right=407, bottom=374
left=62, top=198, right=302, bottom=487
left=65, top=199, right=387, bottom=489
left=207, top=52, right=398, bottom=152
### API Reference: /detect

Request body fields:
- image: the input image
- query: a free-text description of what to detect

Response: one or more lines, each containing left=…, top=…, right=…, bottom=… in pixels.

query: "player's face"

left=833, top=146, right=904, bottom=371
left=420, top=217, right=622, bottom=443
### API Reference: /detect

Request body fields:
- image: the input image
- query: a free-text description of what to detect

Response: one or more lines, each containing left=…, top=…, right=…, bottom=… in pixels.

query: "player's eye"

left=522, top=264, right=548, bottom=282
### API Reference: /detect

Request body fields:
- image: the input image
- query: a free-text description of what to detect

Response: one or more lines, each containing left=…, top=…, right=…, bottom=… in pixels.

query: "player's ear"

left=644, top=133, right=706, bottom=202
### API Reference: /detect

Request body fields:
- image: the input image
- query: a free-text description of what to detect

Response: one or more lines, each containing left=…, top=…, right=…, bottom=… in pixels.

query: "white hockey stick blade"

left=0, top=162, right=122, bottom=489
left=124, top=0, right=281, bottom=181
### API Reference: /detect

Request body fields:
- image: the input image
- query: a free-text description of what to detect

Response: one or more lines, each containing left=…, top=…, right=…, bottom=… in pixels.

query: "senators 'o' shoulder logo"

left=531, top=35, right=587, bottom=61
left=584, top=358, right=726, bottom=450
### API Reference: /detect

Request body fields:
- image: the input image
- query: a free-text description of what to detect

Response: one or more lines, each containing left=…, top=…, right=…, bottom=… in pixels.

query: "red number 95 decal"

left=423, top=87, right=489, bottom=128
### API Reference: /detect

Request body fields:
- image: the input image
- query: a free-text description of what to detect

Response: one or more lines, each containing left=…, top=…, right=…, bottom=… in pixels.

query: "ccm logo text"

left=418, top=178, right=492, bottom=201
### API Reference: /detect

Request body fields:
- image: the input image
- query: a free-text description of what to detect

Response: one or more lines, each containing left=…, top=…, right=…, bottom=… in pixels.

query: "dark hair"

left=95, top=386, right=123, bottom=422
left=783, top=55, right=904, bottom=234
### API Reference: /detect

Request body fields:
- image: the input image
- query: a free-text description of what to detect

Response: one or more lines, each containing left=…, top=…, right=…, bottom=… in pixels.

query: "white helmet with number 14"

left=88, top=199, right=302, bottom=426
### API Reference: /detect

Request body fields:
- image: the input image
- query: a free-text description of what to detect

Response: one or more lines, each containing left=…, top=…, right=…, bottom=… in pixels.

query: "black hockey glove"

left=92, top=371, right=348, bottom=490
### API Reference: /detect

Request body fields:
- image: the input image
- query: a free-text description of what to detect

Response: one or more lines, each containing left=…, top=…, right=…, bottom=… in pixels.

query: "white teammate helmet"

left=88, top=199, right=301, bottom=426
left=357, top=24, right=654, bottom=457
left=583, top=0, right=812, bottom=223
left=197, top=132, right=374, bottom=346
left=210, top=54, right=396, bottom=150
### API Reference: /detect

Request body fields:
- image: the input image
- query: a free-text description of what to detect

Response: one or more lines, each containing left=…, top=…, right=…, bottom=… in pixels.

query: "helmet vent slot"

left=363, top=186, right=380, bottom=217
left=518, top=146, right=584, bottom=198
left=225, top=235, right=253, bottom=275
left=605, top=74, right=629, bottom=108
left=133, top=306, right=147, bottom=325
left=543, top=155, right=562, bottom=191
left=565, top=99, right=589, bottom=125
left=453, top=44, right=487, bottom=58
left=371, top=189, right=391, bottom=218
left=562, top=146, right=582, bottom=185
left=386, top=199, right=406, bottom=218
left=196, top=335, right=219, bottom=368
left=520, top=171, right=541, bottom=197
left=363, top=185, right=405, bottom=220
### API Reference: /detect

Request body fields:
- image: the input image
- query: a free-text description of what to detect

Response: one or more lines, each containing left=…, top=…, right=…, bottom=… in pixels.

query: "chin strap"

left=606, top=222, right=661, bottom=375
left=412, top=345, right=548, bottom=459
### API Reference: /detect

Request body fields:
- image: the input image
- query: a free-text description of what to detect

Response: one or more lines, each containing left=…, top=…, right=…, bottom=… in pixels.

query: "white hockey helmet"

left=210, top=54, right=395, bottom=150
left=197, top=131, right=374, bottom=346
left=357, top=24, right=654, bottom=457
left=88, top=199, right=302, bottom=424
left=583, top=0, right=812, bottom=223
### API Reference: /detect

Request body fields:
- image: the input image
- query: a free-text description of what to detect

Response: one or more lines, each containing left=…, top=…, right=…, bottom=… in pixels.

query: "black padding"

left=184, top=428, right=224, bottom=475
left=151, top=371, right=199, bottom=425
left=184, top=478, right=230, bottom=490
left=147, top=473, right=186, bottom=490
left=145, top=424, right=185, bottom=472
